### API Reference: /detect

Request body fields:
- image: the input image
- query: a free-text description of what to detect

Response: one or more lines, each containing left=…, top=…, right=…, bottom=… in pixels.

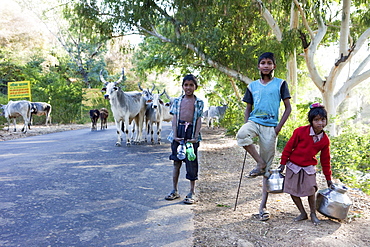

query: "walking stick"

left=234, top=150, right=248, bottom=211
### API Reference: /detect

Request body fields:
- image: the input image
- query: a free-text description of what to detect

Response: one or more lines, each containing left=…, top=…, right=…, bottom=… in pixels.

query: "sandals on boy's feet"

left=259, top=210, right=270, bottom=221
left=247, top=167, right=265, bottom=178
left=165, top=190, right=180, bottom=200
left=183, top=193, right=197, bottom=204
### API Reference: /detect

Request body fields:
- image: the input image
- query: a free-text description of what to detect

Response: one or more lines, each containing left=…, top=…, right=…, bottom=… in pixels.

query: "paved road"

left=0, top=122, right=194, bottom=246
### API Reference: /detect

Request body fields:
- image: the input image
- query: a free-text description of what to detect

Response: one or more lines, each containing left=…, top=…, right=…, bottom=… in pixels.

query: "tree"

left=69, top=0, right=370, bottom=133
left=17, top=0, right=111, bottom=88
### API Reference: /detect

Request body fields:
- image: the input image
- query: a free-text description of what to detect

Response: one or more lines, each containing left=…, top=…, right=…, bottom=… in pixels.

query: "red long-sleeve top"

left=280, top=125, right=332, bottom=180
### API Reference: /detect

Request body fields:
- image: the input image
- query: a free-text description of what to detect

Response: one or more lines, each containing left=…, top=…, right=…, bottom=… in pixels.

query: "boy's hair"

left=258, top=52, right=276, bottom=65
left=308, top=104, right=328, bottom=125
left=182, top=74, right=198, bottom=89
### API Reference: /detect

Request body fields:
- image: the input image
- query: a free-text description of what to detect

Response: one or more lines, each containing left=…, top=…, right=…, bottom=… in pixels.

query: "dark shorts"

left=169, top=121, right=199, bottom=181
left=177, top=120, right=193, bottom=141
left=169, top=141, right=200, bottom=181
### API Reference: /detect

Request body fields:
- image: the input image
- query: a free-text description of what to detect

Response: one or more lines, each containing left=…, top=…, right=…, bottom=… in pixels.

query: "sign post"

left=8, top=81, right=32, bottom=101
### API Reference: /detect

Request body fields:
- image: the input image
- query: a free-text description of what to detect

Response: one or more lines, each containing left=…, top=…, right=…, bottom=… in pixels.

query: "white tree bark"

left=294, top=0, right=370, bottom=135
left=339, top=0, right=351, bottom=56
left=287, top=2, right=299, bottom=104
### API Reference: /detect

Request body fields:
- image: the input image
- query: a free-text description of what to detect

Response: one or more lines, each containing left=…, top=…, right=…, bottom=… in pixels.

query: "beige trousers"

left=236, top=120, right=277, bottom=177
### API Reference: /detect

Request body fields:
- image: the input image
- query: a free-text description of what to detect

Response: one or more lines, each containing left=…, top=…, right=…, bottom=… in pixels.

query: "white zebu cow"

left=100, top=69, right=150, bottom=146
left=205, top=105, right=228, bottom=129
left=30, top=102, right=52, bottom=125
left=163, top=89, right=176, bottom=106
left=0, top=100, right=34, bottom=133
left=144, top=91, right=172, bottom=144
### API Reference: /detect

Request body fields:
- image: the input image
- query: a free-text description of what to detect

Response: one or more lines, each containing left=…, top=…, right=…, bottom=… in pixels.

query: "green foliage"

left=220, top=99, right=244, bottom=136
left=277, top=103, right=309, bottom=151
left=330, top=128, right=370, bottom=194
left=0, top=57, right=85, bottom=124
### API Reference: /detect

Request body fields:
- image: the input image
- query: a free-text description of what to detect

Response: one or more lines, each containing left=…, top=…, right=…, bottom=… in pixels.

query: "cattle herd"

left=89, top=108, right=109, bottom=131
left=1, top=70, right=227, bottom=144
left=0, top=100, right=51, bottom=133
left=99, top=69, right=174, bottom=146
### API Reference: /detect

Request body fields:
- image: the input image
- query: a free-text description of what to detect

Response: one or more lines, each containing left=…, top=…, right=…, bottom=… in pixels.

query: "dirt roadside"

left=195, top=127, right=370, bottom=247
left=1, top=124, right=369, bottom=247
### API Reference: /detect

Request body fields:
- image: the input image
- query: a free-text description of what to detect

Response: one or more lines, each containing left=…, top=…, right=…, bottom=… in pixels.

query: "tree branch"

left=254, top=0, right=282, bottom=41
left=304, top=3, right=327, bottom=91
left=293, top=0, right=314, bottom=38
left=339, top=0, right=351, bottom=56
left=334, top=69, right=370, bottom=107
left=137, top=25, right=253, bottom=85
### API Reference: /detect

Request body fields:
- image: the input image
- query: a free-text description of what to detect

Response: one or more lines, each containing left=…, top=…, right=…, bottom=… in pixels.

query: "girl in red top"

left=279, top=103, right=333, bottom=225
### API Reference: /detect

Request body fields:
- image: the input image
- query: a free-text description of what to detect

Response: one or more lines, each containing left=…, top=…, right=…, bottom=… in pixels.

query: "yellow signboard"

left=8, top=81, right=32, bottom=101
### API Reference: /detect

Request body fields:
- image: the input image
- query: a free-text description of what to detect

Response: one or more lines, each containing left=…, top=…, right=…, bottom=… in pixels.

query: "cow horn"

left=100, top=70, right=109, bottom=86
left=151, top=83, right=155, bottom=93
left=138, top=83, right=143, bottom=91
left=163, top=89, right=171, bottom=100
left=160, top=90, right=165, bottom=96
left=115, top=68, right=124, bottom=85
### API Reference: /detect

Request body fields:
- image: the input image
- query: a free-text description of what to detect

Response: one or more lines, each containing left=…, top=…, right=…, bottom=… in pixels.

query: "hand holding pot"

left=278, top=164, right=285, bottom=173
left=327, top=180, right=333, bottom=188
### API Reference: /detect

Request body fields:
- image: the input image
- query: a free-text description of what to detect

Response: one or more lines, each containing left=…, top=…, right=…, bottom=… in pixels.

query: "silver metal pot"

left=266, top=168, right=285, bottom=193
left=316, top=183, right=352, bottom=220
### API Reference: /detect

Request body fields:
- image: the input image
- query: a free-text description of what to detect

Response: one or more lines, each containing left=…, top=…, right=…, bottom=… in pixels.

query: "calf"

left=145, top=92, right=164, bottom=144
left=30, top=102, right=52, bottom=125
left=99, top=108, right=109, bottom=130
left=1, top=100, right=34, bottom=133
left=89, top=109, right=100, bottom=131
left=144, top=91, right=173, bottom=144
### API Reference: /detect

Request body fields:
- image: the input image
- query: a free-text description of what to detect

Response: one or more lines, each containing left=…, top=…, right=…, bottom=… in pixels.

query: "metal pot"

left=316, top=183, right=352, bottom=220
left=266, top=168, right=285, bottom=193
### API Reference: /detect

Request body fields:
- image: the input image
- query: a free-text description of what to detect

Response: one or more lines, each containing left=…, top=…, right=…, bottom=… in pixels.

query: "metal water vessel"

left=266, top=168, right=285, bottom=193
left=316, top=183, right=352, bottom=220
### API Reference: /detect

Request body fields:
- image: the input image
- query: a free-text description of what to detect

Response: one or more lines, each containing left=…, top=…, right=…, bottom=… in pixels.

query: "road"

left=0, top=122, right=194, bottom=246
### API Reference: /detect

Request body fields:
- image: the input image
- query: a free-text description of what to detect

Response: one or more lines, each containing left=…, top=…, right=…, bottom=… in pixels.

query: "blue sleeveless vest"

left=248, top=77, right=283, bottom=127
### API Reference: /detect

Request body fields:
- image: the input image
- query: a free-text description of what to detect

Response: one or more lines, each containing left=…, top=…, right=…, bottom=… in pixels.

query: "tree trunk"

left=322, top=90, right=336, bottom=135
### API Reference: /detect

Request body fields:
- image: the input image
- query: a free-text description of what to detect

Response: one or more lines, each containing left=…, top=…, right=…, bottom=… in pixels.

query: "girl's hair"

left=308, top=103, right=327, bottom=125
left=182, top=74, right=198, bottom=89
left=258, top=52, right=276, bottom=65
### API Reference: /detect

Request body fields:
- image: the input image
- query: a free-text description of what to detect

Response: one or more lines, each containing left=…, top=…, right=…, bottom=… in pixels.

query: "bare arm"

left=244, top=103, right=253, bottom=123
left=188, top=116, right=202, bottom=143
left=275, top=98, right=292, bottom=135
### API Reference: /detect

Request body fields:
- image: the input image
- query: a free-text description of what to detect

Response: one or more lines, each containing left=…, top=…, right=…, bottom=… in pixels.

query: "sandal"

left=183, top=193, right=196, bottom=204
left=259, top=210, right=270, bottom=221
left=247, top=167, right=265, bottom=178
left=165, top=190, right=180, bottom=200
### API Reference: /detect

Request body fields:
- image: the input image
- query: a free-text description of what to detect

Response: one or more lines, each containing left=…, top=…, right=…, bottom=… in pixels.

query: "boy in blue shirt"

left=237, top=52, right=291, bottom=220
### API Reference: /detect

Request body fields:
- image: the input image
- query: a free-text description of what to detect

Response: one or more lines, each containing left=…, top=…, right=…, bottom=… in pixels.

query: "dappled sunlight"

left=71, top=164, right=129, bottom=169
left=113, top=203, right=194, bottom=246
left=0, top=153, right=27, bottom=158
left=32, top=189, right=69, bottom=196
left=199, top=140, right=237, bottom=151
left=0, top=176, right=27, bottom=182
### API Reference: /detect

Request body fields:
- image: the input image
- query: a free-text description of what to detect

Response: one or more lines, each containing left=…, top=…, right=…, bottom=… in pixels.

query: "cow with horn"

left=100, top=68, right=150, bottom=146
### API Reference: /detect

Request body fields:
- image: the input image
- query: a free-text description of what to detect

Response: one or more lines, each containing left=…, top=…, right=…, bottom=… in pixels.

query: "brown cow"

left=99, top=108, right=109, bottom=130
left=89, top=109, right=100, bottom=131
